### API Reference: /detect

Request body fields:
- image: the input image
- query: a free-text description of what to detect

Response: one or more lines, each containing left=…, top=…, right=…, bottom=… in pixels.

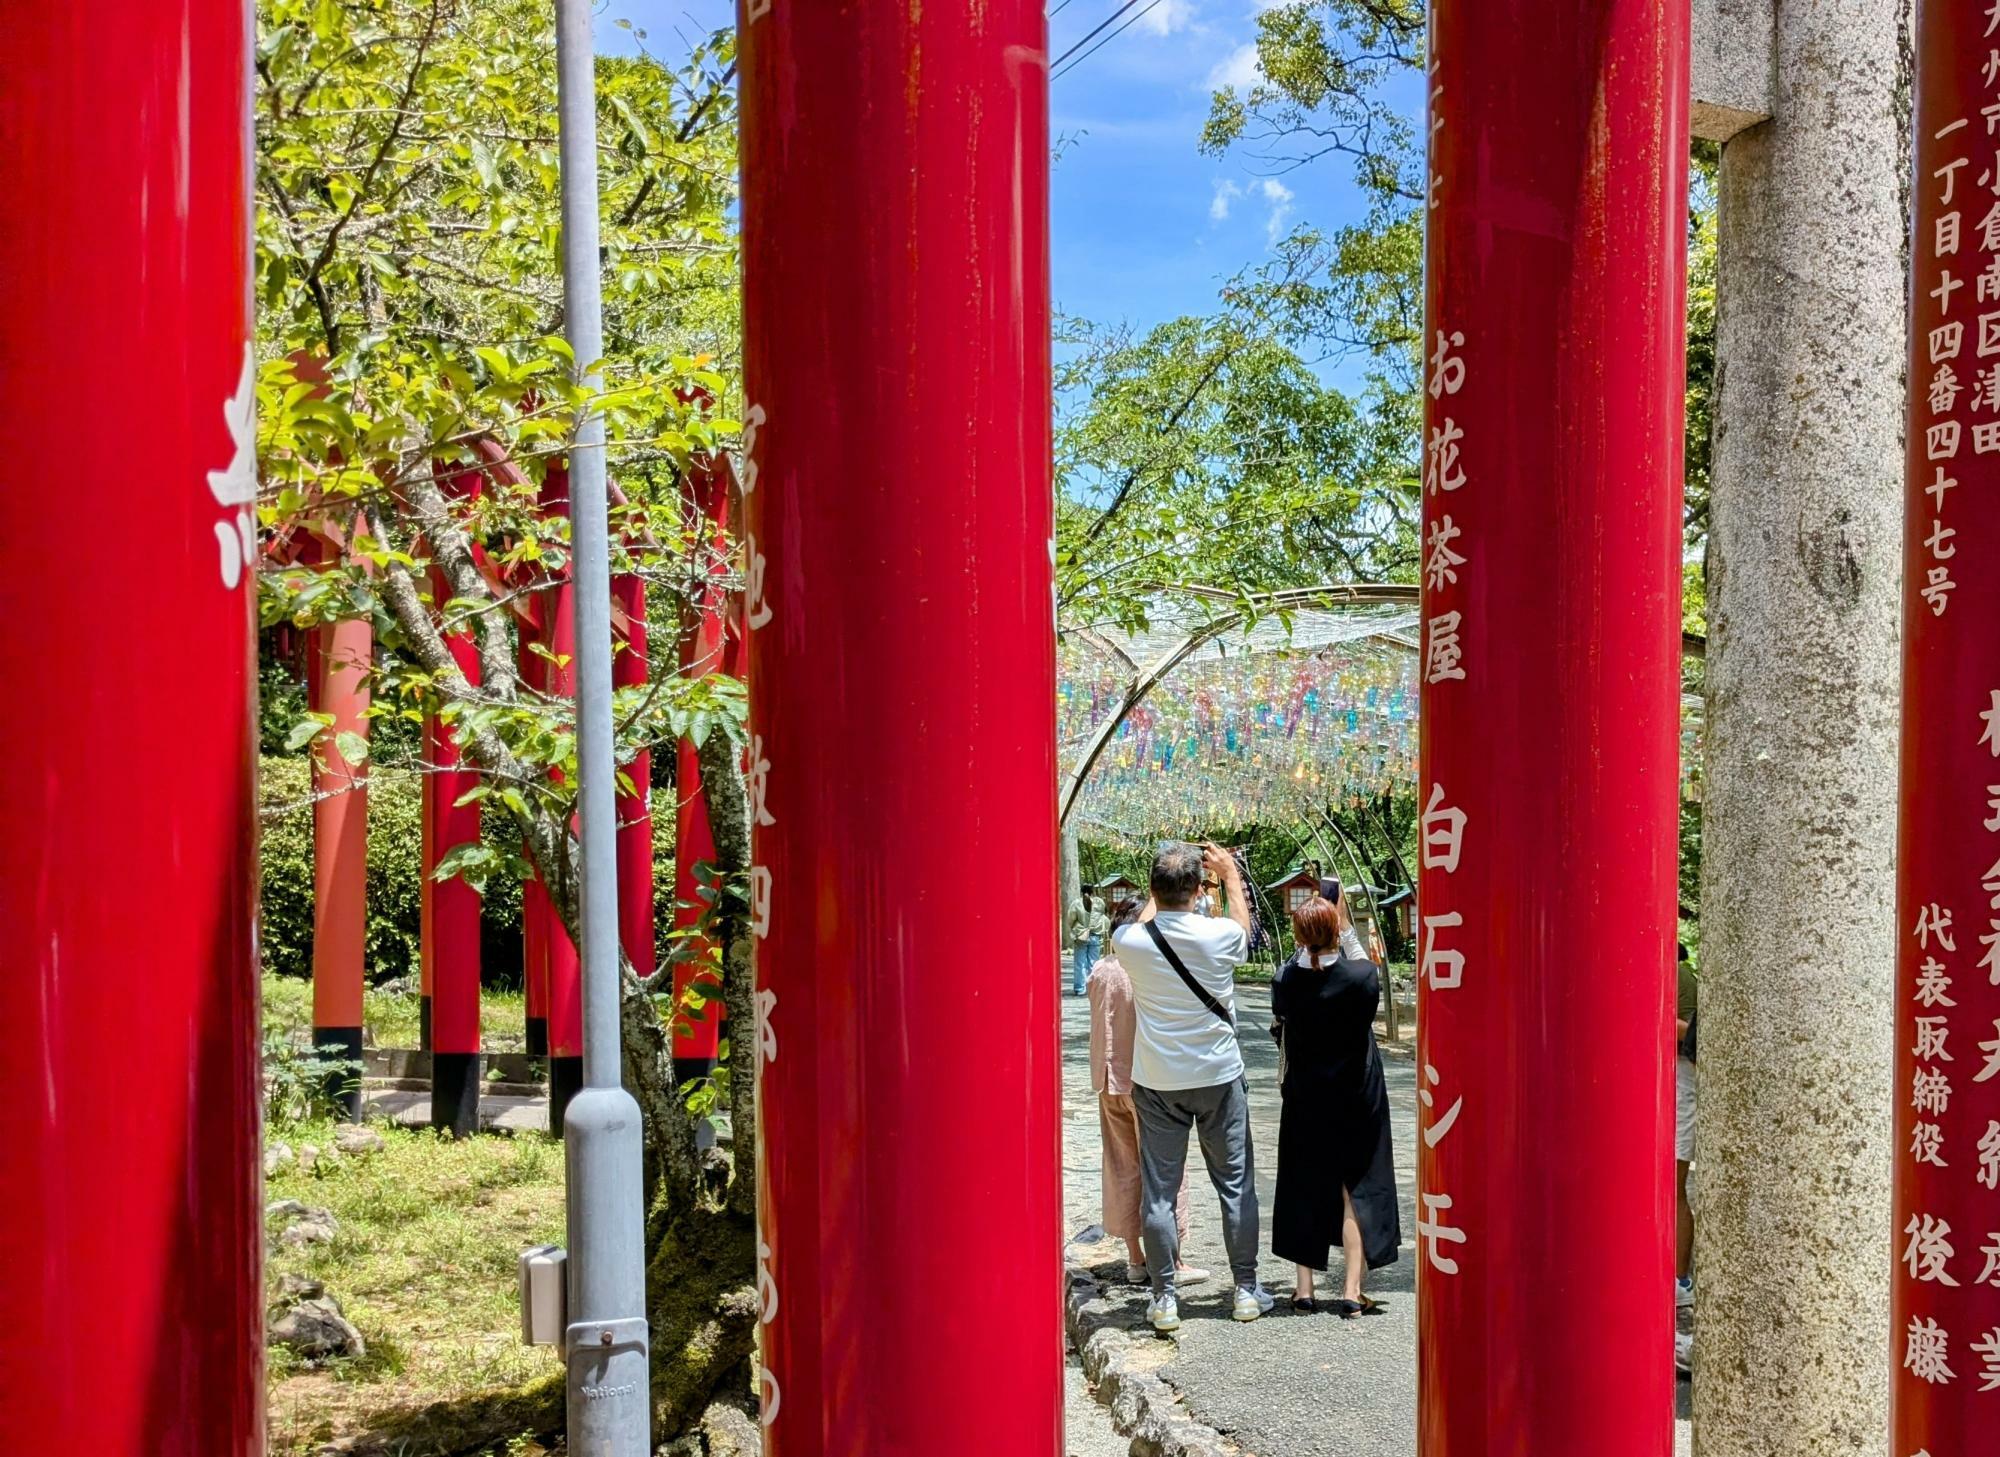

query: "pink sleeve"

left=1086, top=972, right=1108, bottom=1093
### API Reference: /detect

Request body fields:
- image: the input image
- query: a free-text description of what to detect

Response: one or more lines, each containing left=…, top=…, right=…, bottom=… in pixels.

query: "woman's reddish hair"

left=1291, top=894, right=1341, bottom=967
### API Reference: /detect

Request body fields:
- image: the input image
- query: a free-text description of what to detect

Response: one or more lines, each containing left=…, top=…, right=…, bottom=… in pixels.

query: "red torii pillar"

left=0, top=3, right=263, bottom=1451
left=741, top=4, right=1061, bottom=1449
left=521, top=605, right=554, bottom=1059
left=1895, top=3, right=2000, bottom=1433
left=666, top=453, right=739, bottom=1081
left=1418, top=4, right=1686, bottom=1453
left=539, top=464, right=584, bottom=1133
left=420, top=752, right=436, bottom=1046
left=428, top=566, right=485, bottom=1136
left=310, top=617, right=372, bottom=1119
left=613, top=573, right=655, bottom=984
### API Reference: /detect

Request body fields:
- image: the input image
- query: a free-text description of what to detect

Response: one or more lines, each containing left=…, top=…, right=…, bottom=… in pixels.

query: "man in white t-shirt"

left=1111, top=840, right=1273, bottom=1331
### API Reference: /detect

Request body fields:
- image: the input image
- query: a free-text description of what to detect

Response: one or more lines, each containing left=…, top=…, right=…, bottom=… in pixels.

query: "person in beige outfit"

left=1089, top=902, right=1207, bottom=1287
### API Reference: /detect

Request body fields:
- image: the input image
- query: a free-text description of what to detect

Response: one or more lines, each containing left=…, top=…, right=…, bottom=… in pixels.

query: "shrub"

left=259, top=757, right=679, bottom=987
left=260, top=756, right=524, bottom=985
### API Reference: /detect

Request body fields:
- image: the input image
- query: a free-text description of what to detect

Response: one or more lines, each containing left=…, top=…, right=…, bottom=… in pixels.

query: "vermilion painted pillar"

left=520, top=604, right=552, bottom=1057
left=1418, top=4, right=1686, bottom=1453
left=613, top=573, right=655, bottom=981
left=667, top=454, right=737, bottom=1078
left=311, top=617, right=373, bottom=1119
left=740, top=4, right=1060, bottom=1450
left=420, top=760, right=435, bottom=1047
left=669, top=727, right=722, bottom=1075
left=1894, top=5, right=2000, bottom=1434
left=540, top=466, right=583, bottom=1134
left=0, top=4, right=262, bottom=1451
left=430, top=577, right=485, bottom=1137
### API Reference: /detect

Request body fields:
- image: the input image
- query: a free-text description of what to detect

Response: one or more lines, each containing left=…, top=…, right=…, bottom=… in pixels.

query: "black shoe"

left=1290, top=1296, right=1317, bottom=1314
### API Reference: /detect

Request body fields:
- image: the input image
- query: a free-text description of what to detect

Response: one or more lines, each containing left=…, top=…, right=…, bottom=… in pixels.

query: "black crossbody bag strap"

left=1145, top=918, right=1234, bottom=1029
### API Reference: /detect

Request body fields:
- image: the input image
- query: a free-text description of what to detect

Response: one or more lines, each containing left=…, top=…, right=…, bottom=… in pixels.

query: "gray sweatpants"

left=1133, top=1076, right=1260, bottom=1298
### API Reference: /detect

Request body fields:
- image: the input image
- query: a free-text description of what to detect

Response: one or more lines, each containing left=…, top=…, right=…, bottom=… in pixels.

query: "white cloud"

left=1259, top=177, right=1294, bottom=245
left=1136, top=0, right=1197, bottom=37
left=1207, top=41, right=1262, bottom=90
left=1209, top=179, right=1242, bottom=222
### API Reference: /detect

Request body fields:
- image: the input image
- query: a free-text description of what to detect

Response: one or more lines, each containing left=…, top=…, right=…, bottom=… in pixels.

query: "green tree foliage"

left=253, top=0, right=746, bottom=834
left=1200, top=1, right=1424, bottom=202
left=1054, top=295, right=1418, bottom=632
left=1201, top=2, right=1427, bottom=411
left=1685, top=147, right=1719, bottom=563
left=251, top=3, right=757, bottom=1439
left=1055, top=4, right=1432, bottom=636
left=252, top=0, right=744, bottom=998
left=1200, top=4, right=1721, bottom=564
left=259, top=753, right=536, bottom=983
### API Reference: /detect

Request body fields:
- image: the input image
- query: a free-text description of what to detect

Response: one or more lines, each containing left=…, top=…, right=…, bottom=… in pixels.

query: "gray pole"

left=553, top=1, right=650, bottom=1451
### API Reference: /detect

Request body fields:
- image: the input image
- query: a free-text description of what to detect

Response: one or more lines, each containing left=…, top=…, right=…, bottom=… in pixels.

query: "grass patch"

left=263, top=1115, right=565, bottom=1454
left=262, top=973, right=531, bottom=1052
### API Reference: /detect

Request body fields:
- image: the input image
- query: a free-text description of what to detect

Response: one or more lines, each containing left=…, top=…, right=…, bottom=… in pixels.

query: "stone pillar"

left=1694, top=2, right=1905, bottom=1452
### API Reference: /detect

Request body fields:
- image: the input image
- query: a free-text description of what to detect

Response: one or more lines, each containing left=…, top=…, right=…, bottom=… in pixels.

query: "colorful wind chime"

left=1059, top=629, right=1705, bottom=846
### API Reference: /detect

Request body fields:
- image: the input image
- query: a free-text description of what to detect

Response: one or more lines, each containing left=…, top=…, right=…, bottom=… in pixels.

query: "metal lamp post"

left=552, top=1, right=650, bottom=1450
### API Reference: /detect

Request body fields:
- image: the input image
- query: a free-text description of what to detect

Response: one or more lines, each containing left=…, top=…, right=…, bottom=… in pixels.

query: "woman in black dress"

left=1271, top=893, right=1400, bottom=1315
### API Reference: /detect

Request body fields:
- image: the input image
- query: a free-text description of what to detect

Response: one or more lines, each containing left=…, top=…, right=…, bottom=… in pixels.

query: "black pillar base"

left=312, top=1025, right=365, bottom=1122
left=548, top=1055, right=583, bottom=1138
left=526, top=1016, right=549, bottom=1057
left=419, top=994, right=433, bottom=1052
left=430, top=1052, right=482, bottom=1139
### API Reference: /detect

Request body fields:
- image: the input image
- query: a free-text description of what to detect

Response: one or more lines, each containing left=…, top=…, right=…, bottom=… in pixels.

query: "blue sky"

left=599, top=2, right=1378, bottom=344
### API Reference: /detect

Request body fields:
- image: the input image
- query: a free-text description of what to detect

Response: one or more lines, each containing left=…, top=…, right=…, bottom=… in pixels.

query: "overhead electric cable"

left=1052, top=0, right=1166, bottom=81
left=1050, top=0, right=1149, bottom=71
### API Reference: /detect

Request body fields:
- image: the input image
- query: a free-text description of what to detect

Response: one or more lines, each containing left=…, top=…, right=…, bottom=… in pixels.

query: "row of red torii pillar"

left=2, top=3, right=1993, bottom=1455
left=296, top=448, right=737, bottom=1138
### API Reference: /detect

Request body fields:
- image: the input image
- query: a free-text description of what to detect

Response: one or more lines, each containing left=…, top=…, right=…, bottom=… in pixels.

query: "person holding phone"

left=1113, top=840, right=1276, bottom=1332
left=1270, top=890, right=1400, bottom=1316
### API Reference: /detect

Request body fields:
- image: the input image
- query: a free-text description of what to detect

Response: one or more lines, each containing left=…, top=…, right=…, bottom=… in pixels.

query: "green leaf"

left=284, top=713, right=332, bottom=753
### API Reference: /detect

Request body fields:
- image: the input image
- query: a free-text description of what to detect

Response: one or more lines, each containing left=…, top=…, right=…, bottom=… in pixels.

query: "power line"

left=1050, top=0, right=1150, bottom=72
left=1049, top=0, right=1078, bottom=15
left=1052, top=0, right=1166, bottom=81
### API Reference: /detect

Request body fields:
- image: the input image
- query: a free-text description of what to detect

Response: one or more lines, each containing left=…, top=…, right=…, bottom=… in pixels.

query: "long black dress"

left=1270, top=948, right=1401, bottom=1272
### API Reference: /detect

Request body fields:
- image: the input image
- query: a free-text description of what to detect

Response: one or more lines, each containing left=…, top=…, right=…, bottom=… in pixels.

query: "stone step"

left=361, top=1048, right=546, bottom=1084
left=361, top=1075, right=546, bottom=1098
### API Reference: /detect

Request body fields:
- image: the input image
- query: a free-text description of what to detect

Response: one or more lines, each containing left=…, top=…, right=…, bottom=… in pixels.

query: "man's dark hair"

left=1111, top=898, right=1144, bottom=930
left=1150, top=841, right=1204, bottom=909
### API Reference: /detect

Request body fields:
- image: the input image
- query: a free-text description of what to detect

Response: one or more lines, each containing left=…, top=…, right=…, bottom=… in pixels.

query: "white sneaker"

left=1233, top=1284, right=1277, bottom=1322
left=1175, top=1263, right=1212, bottom=1288
left=1674, top=1330, right=1693, bottom=1376
left=1675, top=1277, right=1694, bottom=1310
left=1148, top=1295, right=1181, bottom=1333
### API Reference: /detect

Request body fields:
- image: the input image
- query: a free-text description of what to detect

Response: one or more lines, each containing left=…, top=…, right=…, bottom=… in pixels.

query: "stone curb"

left=1065, top=1268, right=1238, bottom=1457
